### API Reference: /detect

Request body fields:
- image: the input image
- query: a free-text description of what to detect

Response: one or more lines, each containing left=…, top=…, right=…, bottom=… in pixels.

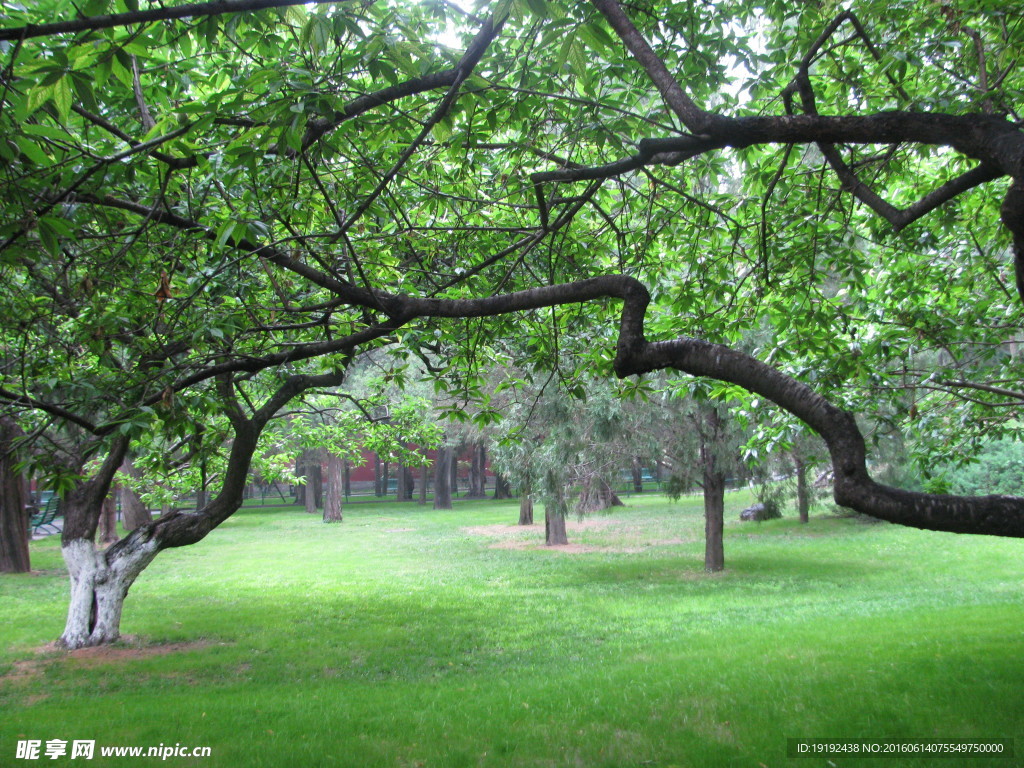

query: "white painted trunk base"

left=59, top=536, right=159, bottom=649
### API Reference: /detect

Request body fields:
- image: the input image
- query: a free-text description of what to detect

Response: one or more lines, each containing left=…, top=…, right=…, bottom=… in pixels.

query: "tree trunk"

left=323, top=453, right=343, bottom=522
left=304, top=453, right=321, bottom=514
left=382, top=460, right=390, bottom=498
left=577, top=476, right=625, bottom=513
left=631, top=455, right=644, bottom=493
left=312, top=458, right=323, bottom=508
left=703, top=468, right=725, bottom=572
left=449, top=451, right=459, bottom=497
left=419, top=465, right=428, bottom=505
left=396, top=460, right=407, bottom=501
left=293, top=456, right=306, bottom=506
left=794, top=450, right=810, bottom=524
left=545, top=477, right=569, bottom=545
left=59, top=533, right=159, bottom=649
left=119, top=460, right=152, bottom=532
left=373, top=453, right=383, bottom=497
left=0, top=416, right=30, bottom=573
left=518, top=478, right=534, bottom=526
left=493, top=472, right=512, bottom=500
left=342, top=459, right=351, bottom=499
left=433, top=447, right=453, bottom=510
left=545, top=505, right=568, bottom=545
left=99, top=494, right=119, bottom=545
left=468, top=443, right=487, bottom=498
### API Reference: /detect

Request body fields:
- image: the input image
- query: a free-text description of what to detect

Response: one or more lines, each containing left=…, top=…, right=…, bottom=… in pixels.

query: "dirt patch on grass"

left=61, top=638, right=215, bottom=666
left=464, top=520, right=696, bottom=554
left=1, top=638, right=218, bottom=684
left=463, top=518, right=624, bottom=538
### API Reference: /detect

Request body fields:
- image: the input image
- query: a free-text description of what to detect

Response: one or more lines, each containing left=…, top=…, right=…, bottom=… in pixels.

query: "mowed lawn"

left=2, top=492, right=1024, bottom=767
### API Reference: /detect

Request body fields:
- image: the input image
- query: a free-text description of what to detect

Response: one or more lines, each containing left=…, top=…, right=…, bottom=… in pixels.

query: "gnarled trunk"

left=577, top=476, right=624, bottom=513
left=59, top=534, right=159, bottom=649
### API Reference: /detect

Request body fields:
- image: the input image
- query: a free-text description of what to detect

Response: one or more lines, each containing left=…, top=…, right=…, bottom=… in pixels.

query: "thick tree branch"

left=0, top=0, right=346, bottom=42
left=589, top=0, right=711, bottom=133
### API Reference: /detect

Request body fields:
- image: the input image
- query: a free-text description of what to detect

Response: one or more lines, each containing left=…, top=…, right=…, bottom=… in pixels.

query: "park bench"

left=30, top=495, right=61, bottom=536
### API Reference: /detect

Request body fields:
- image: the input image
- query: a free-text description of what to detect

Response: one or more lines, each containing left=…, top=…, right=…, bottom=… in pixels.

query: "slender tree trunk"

left=323, top=453, right=343, bottom=522
left=373, top=453, right=383, bottom=497
left=468, top=443, right=487, bottom=498
left=631, top=455, right=644, bottom=492
left=0, top=416, right=30, bottom=573
left=304, top=452, right=321, bottom=514
left=119, top=460, right=152, bottom=532
left=312, top=458, right=323, bottom=508
left=703, top=468, right=725, bottom=572
left=794, top=450, right=810, bottom=524
left=396, top=460, right=407, bottom=501
left=452, top=450, right=460, bottom=499
left=518, top=478, right=534, bottom=526
left=419, top=465, right=428, bottom=505
left=493, top=472, right=512, bottom=500
left=294, top=452, right=308, bottom=505
left=99, top=494, right=119, bottom=545
left=342, top=459, right=351, bottom=499
left=382, top=460, right=390, bottom=498
left=433, top=447, right=453, bottom=510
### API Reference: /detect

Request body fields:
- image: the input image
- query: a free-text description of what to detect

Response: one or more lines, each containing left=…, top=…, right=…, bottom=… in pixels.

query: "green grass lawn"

left=2, top=492, right=1023, bottom=767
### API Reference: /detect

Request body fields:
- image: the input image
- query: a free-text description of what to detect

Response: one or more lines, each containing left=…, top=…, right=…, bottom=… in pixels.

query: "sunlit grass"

left=2, top=493, right=1022, bottom=766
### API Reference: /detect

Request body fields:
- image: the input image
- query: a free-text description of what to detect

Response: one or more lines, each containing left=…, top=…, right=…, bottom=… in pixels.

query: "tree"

left=2, top=0, right=1024, bottom=647
left=0, top=416, right=30, bottom=573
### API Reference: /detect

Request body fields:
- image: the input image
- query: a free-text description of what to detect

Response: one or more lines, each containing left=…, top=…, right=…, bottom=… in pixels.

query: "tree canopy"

left=1, top=0, right=1023, bottom=643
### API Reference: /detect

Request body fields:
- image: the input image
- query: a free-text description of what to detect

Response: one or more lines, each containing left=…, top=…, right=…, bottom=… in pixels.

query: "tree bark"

left=701, top=410, right=726, bottom=572
left=433, top=447, right=453, bottom=509
left=99, top=493, right=119, bottom=545
left=631, top=455, right=644, bottom=492
left=493, top=471, right=512, bottom=500
left=396, top=459, right=407, bottom=501
left=311, top=457, right=323, bottom=508
left=342, top=459, right=351, bottom=499
left=323, top=452, right=343, bottom=522
left=794, top=450, right=810, bottom=524
left=545, top=477, right=569, bottom=545
left=304, top=452, right=321, bottom=514
left=419, top=465, right=428, bottom=504
left=449, top=450, right=459, bottom=497
left=0, top=416, right=30, bottom=573
left=518, top=478, right=534, bottom=525
left=467, top=443, right=487, bottom=498
left=545, top=505, right=568, bottom=545
left=119, top=460, right=152, bottom=532
left=373, top=453, right=383, bottom=497
left=577, top=476, right=625, bottom=513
